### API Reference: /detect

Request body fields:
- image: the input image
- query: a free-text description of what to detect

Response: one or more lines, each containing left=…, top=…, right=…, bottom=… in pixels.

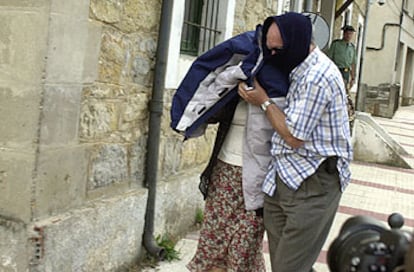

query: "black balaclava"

left=262, top=12, right=312, bottom=74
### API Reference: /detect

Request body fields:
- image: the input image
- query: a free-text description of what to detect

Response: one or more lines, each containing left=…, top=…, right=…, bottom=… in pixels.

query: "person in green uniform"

left=327, top=25, right=357, bottom=92
left=327, top=25, right=357, bottom=125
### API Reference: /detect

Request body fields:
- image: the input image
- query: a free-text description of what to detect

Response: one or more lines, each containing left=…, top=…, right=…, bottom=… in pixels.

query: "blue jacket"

left=170, top=25, right=288, bottom=138
left=170, top=25, right=289, bottom=209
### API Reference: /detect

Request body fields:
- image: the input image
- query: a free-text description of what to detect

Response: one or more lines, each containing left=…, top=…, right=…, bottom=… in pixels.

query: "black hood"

left=262, top=12, right=312, bottom=74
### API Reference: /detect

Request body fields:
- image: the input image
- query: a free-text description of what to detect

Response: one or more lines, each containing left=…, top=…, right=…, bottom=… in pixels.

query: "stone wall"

left=1, top=1, right=51, bottom=270
left=0, top=0, right=279, bottom=271
left=357, top=83, right=400, bottom=118
left=233, top=0, right=278, bottom=34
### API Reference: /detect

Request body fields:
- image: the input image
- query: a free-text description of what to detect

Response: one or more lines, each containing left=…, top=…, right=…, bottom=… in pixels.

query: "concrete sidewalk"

left=144, top=106, right=414, bottom=272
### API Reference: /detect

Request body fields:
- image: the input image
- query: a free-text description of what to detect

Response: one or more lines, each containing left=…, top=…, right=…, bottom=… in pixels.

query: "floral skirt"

left=187, top=160, right=265, bottom=272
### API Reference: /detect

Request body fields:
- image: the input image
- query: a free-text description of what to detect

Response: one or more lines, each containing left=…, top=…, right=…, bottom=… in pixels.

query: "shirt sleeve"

left=285, top=81, right=332, bottom=141
left=352, top=45, right=357, bottom=65
left=326, top=42, right=335, bottom=59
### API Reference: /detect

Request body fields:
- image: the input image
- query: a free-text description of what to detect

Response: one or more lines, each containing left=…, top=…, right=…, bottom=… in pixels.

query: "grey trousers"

left=264, top=157, right=342, bottom=272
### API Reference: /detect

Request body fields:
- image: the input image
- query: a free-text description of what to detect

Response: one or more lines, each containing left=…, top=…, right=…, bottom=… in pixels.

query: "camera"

left=328, top=213, right=413, bottom=272
left=378, top=0, right=386, bottom=6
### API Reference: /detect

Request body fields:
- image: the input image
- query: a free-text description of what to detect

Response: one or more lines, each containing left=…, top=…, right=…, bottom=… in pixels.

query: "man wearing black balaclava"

left=239, top=12, right=353, bottom=272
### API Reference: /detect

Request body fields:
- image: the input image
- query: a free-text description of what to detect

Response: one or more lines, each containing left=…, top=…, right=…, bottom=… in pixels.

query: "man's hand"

left=237, top=79, right=269, bottom=106
left=238, top=79, right=304, bottom=149
left=349, top=77, right=355, bottom=88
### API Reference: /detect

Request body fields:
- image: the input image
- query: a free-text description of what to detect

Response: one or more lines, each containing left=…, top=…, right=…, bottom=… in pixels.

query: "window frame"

left=165, top=0, right=235, bottom=89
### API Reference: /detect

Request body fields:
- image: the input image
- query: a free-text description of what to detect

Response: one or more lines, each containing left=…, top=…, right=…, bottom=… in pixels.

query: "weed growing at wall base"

left=195, top=207, right=204, bottom=225
left=155, top=233, right=181, bottom=262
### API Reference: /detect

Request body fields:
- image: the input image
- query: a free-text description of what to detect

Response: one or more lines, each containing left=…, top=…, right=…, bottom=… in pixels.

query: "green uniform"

left=327, top=39, right=357, bottom=83
left=327, top=39, right=356, bottom=125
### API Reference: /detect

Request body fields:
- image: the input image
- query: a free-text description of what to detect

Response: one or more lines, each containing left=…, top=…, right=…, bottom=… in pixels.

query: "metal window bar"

left=181, top=0, right=202, bottom=55
left=181, top=0, right=222, bottom=56
left=203, top=0, right=220, bottom=51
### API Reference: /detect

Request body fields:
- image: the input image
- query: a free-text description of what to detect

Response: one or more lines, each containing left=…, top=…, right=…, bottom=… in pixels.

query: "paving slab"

left=146, top=106, right=414, bottom=271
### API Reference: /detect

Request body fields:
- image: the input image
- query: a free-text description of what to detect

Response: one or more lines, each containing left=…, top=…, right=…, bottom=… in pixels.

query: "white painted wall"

left=363, top=1, right=401, bottom=86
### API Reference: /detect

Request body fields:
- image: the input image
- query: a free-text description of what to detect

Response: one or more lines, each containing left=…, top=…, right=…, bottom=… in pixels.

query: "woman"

left=171, top=17, right=289, bottom=272
left=186, top=98, right=266, bottom=272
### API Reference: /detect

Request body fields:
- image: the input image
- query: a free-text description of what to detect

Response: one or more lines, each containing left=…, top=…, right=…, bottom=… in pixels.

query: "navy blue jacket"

left=170, top=25, right=289, bottom=139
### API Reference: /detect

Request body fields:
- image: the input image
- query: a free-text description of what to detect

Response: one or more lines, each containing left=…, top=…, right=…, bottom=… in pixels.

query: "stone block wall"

left=1, top=1, right=50, bottom=270
left=0, top=0, right=279, bottom=270
left=357, top=83, right=400, bottom=118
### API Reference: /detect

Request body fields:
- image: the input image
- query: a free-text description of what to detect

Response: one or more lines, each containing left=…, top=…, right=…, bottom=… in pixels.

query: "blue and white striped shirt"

left=262, top=47, right=353, bottom=196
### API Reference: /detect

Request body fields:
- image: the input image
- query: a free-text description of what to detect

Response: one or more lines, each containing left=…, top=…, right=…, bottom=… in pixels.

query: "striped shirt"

left=262, top=47, right=353, bottom=196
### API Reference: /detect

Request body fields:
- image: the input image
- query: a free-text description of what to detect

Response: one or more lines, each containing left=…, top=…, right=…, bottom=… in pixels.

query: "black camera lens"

left=328, top=216, right=386, bottom=272
left=328, top=213, right=412, bottom=272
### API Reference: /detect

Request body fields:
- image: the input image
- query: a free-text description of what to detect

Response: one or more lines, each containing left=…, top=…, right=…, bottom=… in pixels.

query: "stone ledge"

left=352, top=112, right=412, bottom=169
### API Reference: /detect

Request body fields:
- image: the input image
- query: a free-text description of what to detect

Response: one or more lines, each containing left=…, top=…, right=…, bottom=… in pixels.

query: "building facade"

left=0, top=0, right=280, bottom=270
left=2, top=0, right=411, bottom=270
left=330, top=0, right=414, bottom=116
left=361, top=0, right=414, bottom=113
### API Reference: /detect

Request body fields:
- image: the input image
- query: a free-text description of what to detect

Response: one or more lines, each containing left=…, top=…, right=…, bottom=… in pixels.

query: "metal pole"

left=290, top=0, right=303, bottom=12
left=305, top=0, right=312, bottom=12
left=355, top=0, right=372, bottom=111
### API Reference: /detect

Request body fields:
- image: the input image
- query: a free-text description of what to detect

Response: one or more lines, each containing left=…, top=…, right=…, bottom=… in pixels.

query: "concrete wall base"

left=352, top=112, right=412, bottom=169
left=1, top=172, right=204, bottom=272
left=26, top=189, right=147, bottom=272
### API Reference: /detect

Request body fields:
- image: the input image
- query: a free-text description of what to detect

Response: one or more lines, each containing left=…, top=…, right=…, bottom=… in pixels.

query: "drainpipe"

left=143, top=0, right=173, bottom=260
left=304, top=0, right=312, bottom=12
left=290, top=0, right=302, bottom=12
left=366, top=23, right=400, bottom=51
left=393, top=0, right=404, bottom=74
left=290, top=0, right=312, bottom=12
left=355, top=0, right=372, bottom=111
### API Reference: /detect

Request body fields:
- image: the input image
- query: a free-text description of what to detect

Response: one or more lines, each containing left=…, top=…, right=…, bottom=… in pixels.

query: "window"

left=165, top=0, right=235, bottom=89
left=342, top=4, right=352, bottom=28
left=277, top=0, right=291, bottom=14
left=180, top=0, right=222, bottom=56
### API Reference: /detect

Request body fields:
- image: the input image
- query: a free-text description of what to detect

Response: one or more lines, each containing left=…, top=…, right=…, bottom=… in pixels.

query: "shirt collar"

left=290, top=46, right=320, bottom=81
